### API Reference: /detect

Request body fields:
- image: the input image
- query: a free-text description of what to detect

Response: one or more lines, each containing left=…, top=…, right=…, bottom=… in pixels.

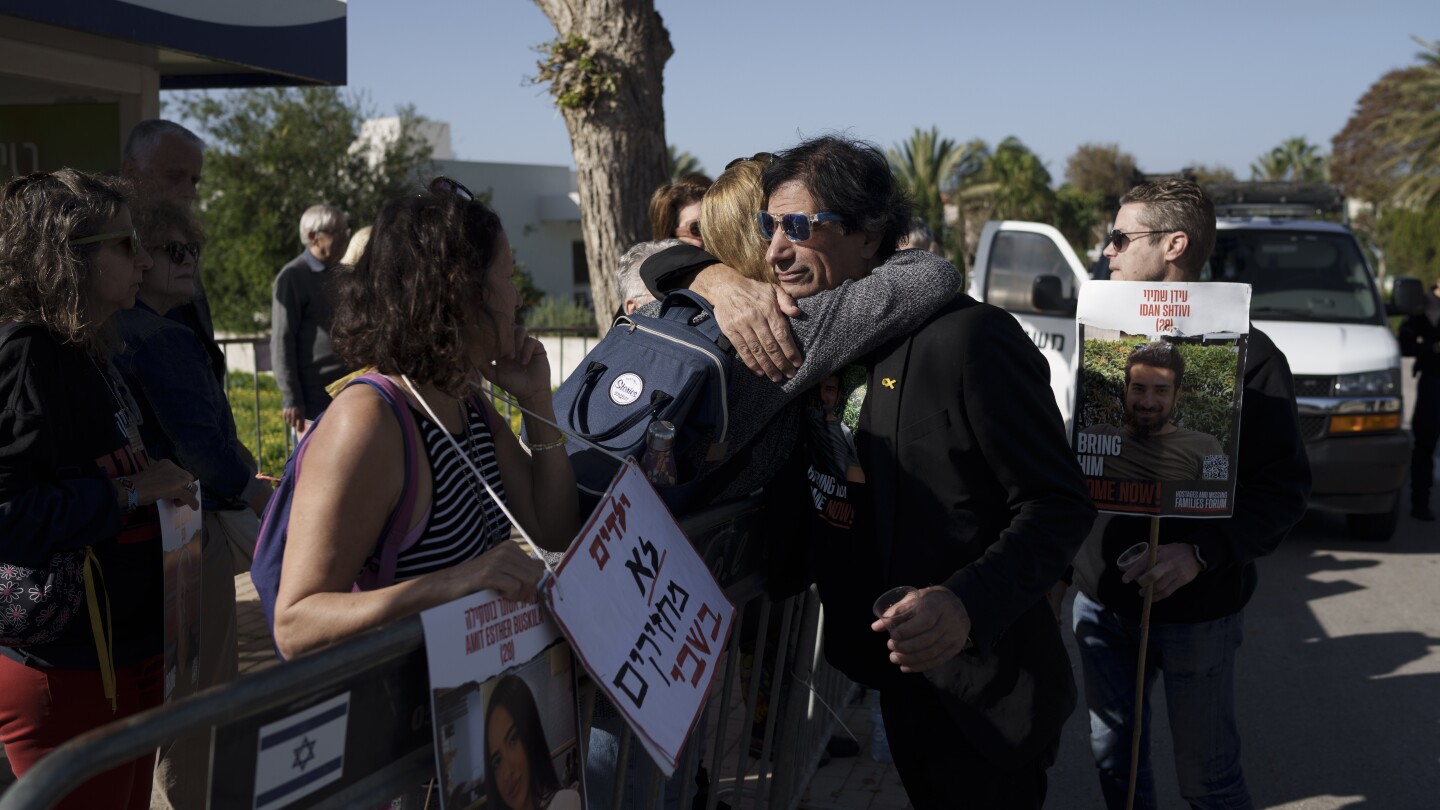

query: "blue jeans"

left=1071, top=591, right=1252, bottom=810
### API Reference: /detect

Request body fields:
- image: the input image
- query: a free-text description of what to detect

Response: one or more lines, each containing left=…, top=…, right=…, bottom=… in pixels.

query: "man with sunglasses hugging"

left=1067, top=180, right=1309, bottom=810
left=640, top=136, right=1094, bottom=809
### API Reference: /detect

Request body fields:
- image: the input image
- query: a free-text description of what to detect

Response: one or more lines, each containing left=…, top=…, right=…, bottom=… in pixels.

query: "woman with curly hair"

left=0, top=169, right=198, bottom=809
left=271, top=178, right=578, bottom=660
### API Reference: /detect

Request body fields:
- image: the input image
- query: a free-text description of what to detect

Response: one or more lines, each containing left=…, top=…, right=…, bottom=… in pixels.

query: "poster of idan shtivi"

left=158, top=497, right=202, bottom=703
left=545, top=461, right=735, bottom=777
left=1073, top=281, right=1250, bottom=517
left=421, top=590, right=584, bottom=810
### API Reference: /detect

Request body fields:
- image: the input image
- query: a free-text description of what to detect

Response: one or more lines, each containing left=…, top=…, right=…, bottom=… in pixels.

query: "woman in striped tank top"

left=272, top=179, right=579, bottom=659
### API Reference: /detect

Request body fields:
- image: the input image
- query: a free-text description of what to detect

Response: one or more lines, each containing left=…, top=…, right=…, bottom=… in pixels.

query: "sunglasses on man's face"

left=70, top=228, right=143, bottom=258
left=756, top=211, right=845, bottom=243
left=1106, top=229, right=1172, bottom=252
left=151, top=241, right=201, bottom=264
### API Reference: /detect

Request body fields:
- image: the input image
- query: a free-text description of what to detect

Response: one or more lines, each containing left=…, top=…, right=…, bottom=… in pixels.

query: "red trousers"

left=0, top=653, right=164, bottom=810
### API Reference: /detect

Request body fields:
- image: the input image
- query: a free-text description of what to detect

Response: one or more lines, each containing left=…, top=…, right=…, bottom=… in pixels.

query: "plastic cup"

left=872, top=586, right=918, bottom=633
left=1116, top=542, right=1151, bottom=570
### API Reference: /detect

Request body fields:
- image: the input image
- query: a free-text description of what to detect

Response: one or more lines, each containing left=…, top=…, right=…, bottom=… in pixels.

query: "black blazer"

left=845, top=295, right=1096, bottom=769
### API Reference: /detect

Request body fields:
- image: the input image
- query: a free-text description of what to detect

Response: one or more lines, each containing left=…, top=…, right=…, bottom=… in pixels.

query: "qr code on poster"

left=1202, top=454, right=1229, bottom=480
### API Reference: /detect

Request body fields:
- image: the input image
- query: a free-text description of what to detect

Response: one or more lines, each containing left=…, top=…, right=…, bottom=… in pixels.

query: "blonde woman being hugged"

left=272, top=178, right=578, bottom=659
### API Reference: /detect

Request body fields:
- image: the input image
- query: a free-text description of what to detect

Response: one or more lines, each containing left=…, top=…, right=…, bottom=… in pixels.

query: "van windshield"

left=1206, top=230, right=1382, bottom=324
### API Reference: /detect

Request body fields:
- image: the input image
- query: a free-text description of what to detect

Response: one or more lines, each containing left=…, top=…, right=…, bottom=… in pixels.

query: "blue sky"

left=330, top=1, right=1436, bottom=182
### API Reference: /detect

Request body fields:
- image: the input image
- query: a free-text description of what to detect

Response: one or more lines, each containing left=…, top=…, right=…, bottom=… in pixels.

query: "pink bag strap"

left=345, top=373, right=423, bottom=589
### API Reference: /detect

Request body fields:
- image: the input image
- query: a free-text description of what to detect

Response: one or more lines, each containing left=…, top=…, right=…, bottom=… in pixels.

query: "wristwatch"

left=115, top=476, right=139, bottom=513
left=1190, top=542, right=1208, bottom=572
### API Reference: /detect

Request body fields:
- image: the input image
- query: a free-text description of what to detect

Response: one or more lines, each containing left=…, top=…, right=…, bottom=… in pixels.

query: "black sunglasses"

left=429, top=176, right=476, bottom=202
left=151, top=241, right=201, bottom=264
left=677, top=220, right=701, bottom=238
left=1107, top=229, right=1172, bottom=252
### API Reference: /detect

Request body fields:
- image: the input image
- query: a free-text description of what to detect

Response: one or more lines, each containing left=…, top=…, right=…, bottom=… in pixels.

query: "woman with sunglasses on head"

left=111, top=197, right=274, bottom=807
left=270, top=179, right=578, bottom=660
left=0, top=169, right=199, bottom=810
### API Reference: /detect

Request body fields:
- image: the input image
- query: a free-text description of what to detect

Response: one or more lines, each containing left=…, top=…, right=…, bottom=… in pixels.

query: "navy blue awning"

left=5, top=0, right=346, bottom=87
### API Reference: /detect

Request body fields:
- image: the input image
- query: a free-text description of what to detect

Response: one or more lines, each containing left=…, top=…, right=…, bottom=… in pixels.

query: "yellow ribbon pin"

left=882, top=377, right=897, bottom=389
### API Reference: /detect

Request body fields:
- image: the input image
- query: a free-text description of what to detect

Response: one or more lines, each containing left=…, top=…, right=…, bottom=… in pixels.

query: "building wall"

left=435, top=158, right=584, bottom=304
left=0, top=19, right=160, bottom=171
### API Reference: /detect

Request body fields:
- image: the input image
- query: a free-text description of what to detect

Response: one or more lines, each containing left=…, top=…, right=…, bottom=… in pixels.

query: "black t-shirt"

left=789, top=366, right=901, bottom=689
left=0, top=325, right=162, bottom=668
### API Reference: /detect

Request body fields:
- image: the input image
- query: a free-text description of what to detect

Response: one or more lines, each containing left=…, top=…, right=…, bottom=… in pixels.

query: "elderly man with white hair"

left=615, top=238, right=681, bottom=315
left=271, top=204, right=351, bottom=432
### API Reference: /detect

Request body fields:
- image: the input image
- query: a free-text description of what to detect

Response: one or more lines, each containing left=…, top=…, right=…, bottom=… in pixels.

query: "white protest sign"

left=545, top=462, right=735, bottom=776
left=421, top=590, right=563, bottom=689
left=158, top=496, right=202, bottom=702
left=253, top=691, right=350, bottom=810
left=1074, top=281, right=1251, bottom=517
left=421, top=591, right=582, bottom=810
left=1076, top=280, right=1250, bottom=337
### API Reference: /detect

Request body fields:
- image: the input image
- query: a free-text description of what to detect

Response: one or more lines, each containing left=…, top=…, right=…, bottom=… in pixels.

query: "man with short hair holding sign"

left=1068, top=180, right=1311, bottom=809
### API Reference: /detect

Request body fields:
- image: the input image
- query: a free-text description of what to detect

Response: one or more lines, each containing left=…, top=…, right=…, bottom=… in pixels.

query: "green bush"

left=522, top=297, right=601, bottom=331
left=1079, top=338, right=1242, bottom=450
left=225, top=372, right=530, bottom=482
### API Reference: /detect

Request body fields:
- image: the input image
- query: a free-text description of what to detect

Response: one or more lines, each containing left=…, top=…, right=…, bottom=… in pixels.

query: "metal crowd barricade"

left=0, top=498, right=855, bottom=810
left=214, top=334, right=295, bottom=471
left=217, top=331, right=597, bottom=467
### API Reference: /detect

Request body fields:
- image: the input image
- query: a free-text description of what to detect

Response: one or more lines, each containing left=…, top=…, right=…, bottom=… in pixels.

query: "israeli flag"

left=253, top=692, right=350, bottom=810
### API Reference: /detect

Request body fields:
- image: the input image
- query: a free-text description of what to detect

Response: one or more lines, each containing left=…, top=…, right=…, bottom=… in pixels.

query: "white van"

left=969, top=217, right=1423, bottom=540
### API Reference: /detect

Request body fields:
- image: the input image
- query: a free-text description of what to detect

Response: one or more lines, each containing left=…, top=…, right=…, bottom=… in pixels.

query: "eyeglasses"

left=1107, top=229, right=1172, bottom=252
left=757, top=211, right=845, bottom=243
left=70, top=228, right=143, bottom=257
left=677, top=221, right=701, bottom=239
left=725, top=152, right=774, bottom=171
left=150, top=241, right=201, bottom=264
left=429, top=176, right=476, bottom=202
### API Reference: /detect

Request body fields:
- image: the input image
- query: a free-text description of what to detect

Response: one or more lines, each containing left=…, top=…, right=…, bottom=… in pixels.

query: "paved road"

left=1047, top=505, right=1440, bottom=810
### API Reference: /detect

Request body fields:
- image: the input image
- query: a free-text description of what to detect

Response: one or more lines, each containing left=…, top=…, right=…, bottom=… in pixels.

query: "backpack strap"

left=347, top=373, right=423, bottom=588
left=659, top=289, right=732, bottom=353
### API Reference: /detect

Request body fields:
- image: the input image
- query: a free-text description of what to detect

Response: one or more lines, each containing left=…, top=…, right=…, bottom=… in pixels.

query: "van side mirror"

left=1388, top=276, right=1426, bottom=317
left=1032, top=274, right=1075, bottom=315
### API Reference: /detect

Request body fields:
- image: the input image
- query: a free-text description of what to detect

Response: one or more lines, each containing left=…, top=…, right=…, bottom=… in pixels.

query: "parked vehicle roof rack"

left=1204, top=181, right=1345, bottom=219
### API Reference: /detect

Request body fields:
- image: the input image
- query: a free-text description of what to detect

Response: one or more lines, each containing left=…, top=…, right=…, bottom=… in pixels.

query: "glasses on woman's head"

left=150, top=241, right=201, bottom=264
left=756, top=211, right=845, bottom=243
left=1106, top=229, right=1172, bottom=252
left=70, top=228, right=143, bottom=258
left=725, top=152, right=774, bottom=171
left=429, top=176, right=476, bottom=202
